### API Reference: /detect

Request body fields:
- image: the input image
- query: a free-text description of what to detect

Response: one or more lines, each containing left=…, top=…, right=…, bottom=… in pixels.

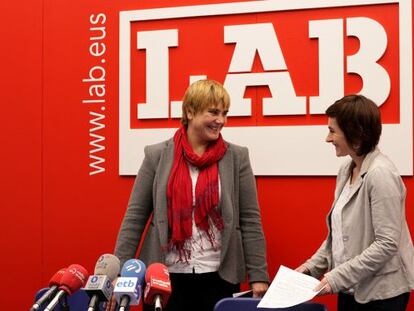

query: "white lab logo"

left=119, top=0, right=412, bottom=176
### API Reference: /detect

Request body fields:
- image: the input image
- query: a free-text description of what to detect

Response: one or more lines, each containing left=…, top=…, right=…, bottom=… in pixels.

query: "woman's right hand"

left=295, top=264, right=310, bottom=275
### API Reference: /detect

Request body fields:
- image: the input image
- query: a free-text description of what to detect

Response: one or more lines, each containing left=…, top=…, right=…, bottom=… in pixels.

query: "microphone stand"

left=154, top=295, right=162, bottom=311
left=61, top=296, right=70, bottom=311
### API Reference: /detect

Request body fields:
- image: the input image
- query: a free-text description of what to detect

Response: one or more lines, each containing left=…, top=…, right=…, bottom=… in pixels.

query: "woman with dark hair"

left=296, top=95, right=414, bottom=310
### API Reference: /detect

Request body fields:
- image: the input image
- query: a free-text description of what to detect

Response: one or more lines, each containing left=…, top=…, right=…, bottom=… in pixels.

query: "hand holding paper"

left=313, top=276, right=332, bottom=295
left=257, top=265, right=323, bottom=308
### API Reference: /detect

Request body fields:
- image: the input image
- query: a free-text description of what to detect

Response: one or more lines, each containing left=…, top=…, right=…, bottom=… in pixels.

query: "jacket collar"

left=360, top=147, right=381, bottom=177
left=333, top=147, right=380, bottom=208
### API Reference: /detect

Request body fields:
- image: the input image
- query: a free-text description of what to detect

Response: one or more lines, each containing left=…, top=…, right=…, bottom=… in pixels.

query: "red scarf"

left=167, top=127, right=227, bottom=260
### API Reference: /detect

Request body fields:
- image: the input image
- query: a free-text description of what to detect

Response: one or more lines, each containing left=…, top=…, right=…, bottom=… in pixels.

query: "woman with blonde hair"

left=114, top=80, right=269, bottom=311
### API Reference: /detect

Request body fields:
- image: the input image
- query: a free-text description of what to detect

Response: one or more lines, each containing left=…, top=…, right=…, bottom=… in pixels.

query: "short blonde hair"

left=181, top=79, right=230, bottom=126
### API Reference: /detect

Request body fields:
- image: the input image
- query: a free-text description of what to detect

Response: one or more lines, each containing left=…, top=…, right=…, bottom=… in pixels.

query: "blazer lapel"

left=154, top=139, right=174, bottom=248
left=344, top=177, right=364, bottom=206
left=218, top=145, right=234, bottom=254
left=333, top=163, right=351, bottom=206
left=331, top=161, right=363, bottom=212
left=339, top=148, right=380, bottom=208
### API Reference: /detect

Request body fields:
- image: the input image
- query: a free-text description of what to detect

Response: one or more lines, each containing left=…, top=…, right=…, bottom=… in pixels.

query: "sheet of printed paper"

left=232, top=289, right=252, bottom=298
left=258, top=265, right=322, bottom=308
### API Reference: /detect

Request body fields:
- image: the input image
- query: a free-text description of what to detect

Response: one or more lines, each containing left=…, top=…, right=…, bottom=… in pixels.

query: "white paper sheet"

left=232, top=289, right=253, bottom=298
left=257, top=265, right=321, bottom=308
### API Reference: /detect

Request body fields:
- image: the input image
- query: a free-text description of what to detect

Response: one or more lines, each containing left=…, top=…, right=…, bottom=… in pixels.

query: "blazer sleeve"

left=238, top=147, right=270, bottom=283
left=304, top=239, right=330, bottom=279
left=325, top=166, right=405, bottom=292
left=114, top=145, right=159, bottom=267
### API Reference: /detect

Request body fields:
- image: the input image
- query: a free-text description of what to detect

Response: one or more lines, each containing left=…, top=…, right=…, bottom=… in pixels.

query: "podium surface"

left=214, top=298, right=327, bottom=311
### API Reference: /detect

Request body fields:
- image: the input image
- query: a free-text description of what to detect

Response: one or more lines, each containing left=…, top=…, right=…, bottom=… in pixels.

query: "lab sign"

left=119, top=0, right=412, bottom=176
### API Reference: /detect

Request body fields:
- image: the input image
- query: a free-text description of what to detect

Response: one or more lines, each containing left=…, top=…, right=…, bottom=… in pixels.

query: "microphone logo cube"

left=114, top=277, right=141, bottom=305
left=86, top=275, right=106, bottom=289
left=85, top=275, right=114, bottom=301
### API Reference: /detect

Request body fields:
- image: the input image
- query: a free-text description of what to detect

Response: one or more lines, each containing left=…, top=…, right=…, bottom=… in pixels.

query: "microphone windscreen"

left=59, top=264, right=89, bottom=295
left=120, top=259, right=146, bottom=284
left=143, top=263, right=171, bottom=307
left=94, top=254, right=121, bottom=281
left=49, top=268, right=66, bottom=287
left=145, top=263, right=169, bottom=283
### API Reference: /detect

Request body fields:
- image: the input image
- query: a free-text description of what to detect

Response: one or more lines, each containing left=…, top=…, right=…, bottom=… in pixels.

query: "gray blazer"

left=114, top=138, right=269, bottom=285
left=305, top=148, right=414, bottom=303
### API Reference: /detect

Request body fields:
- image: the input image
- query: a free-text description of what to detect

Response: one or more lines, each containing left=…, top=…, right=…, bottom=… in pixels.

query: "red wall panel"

left=0, top=0, right=43, bottom=305
left=0, top=0, right=412, bottom=310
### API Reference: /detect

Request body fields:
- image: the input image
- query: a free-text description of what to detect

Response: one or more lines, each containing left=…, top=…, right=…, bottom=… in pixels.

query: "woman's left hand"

left=251, top=282, right=268, bottom=298
left=314, top=277, right=332, bottom=296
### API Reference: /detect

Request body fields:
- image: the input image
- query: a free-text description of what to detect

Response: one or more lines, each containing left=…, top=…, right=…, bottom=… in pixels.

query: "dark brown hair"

left=325, top=94, right=382, bottom=156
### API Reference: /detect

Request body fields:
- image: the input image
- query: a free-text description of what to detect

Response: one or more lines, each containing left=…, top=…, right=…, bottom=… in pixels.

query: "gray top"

left=305, top=148, right=414, bottom=303
left=114, top=138, right=269, bottom=285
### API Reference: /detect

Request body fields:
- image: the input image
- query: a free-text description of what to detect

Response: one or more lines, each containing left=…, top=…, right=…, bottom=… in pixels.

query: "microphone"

left=85, top=254, right=121, bottom=311
left=30, top=268, right=67, bottom=311
left=143, top=263, right=172, bottom=311
left=44, top=264, right=89, bottom=311
left=113, top=259, right=147, bottom=311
